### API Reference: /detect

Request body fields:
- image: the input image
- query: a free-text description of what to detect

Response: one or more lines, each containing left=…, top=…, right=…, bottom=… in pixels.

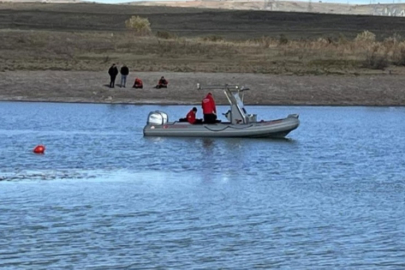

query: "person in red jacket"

left=202, top=92, right=217, bottom=124
left=186, top=107, right=203, bottom=124
left=133, top=78, right=143, bottom=89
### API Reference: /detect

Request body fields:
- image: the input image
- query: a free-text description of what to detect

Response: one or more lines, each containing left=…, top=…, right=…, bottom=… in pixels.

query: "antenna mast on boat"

left=197, top=83, right=252, bottom=124
left=197, top=83, right=249, bottom=103
left=197, top=83, right=249, bottom=91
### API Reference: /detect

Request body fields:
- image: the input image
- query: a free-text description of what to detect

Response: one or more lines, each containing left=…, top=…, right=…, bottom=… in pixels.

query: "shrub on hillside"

left=317, top=37, right=331, bottom=46
left=279, top=34, right=288, bottom=45
left=363, top=44, right=388, bottom=70
left=355, top=31, right=376, bottom=43
left=338, top=33, right=348, bottom=44
left=202, top=35, right=224, bottom=42
left=392, top=45, right=405, bottom=66
left=156, top=31, right=177, bottom=40
left=125, top=16, right=151, bottom=35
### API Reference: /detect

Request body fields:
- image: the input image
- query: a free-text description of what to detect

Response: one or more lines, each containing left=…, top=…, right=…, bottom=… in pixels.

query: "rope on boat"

left=203, top=124, right=253, bottom=132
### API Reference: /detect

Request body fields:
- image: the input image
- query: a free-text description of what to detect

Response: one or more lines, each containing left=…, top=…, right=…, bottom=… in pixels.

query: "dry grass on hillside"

left=1, top=29, right=405, bottom=75
left=2, top=2, right=405, bottom=74
left=3, top=2, right=405, bottom=40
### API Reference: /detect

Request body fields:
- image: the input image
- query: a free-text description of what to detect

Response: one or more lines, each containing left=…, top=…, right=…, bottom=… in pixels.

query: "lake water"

left=1, top=101, right=405, bottom=269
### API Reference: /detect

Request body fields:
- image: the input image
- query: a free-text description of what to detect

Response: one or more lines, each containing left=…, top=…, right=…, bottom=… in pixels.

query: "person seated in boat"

left=155, top=76, right=168, bottom=89
left=202, top=92, right=220, bottom=124
left=133, top=77, right=143, bottom=89
left=179, top=107, right=203, bottom=124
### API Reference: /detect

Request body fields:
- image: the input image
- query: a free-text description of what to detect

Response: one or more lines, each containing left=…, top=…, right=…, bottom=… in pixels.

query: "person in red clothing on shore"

left=133, top=77, right=143, bottom=89
left=186, top=107, right=203, bottom=124
left=202, top=92, right=218, bottom=124
left=156, top=76, right=168, bottom=89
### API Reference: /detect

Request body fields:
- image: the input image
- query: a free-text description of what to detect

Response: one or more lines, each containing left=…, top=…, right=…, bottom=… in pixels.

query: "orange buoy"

left=33, top=145, right=45, bottom=154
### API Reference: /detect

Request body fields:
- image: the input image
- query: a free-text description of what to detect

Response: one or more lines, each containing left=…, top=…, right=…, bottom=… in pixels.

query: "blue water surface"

left=0, top=102, right=404, bottom=269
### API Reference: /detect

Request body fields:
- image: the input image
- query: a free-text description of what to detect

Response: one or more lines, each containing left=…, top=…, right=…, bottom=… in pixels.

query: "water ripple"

left=1, top=103, right=405, bottom=268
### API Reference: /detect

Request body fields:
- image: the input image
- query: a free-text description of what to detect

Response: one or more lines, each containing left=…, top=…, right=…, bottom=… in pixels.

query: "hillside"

left=1, top=2, right=405, bottom=40
left=134, top=0, right=405, bottom=17
left=1, top=2, right=405, bottom=75
left=2, top=0, right=405, bottom=17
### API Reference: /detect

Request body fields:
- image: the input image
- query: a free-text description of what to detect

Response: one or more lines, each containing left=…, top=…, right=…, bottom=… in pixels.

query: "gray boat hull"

left=143, top=114, right=299, bottom=138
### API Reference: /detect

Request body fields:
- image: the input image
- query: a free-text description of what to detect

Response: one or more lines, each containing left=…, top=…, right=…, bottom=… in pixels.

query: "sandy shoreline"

left=1, top=71, right=405, bottom=106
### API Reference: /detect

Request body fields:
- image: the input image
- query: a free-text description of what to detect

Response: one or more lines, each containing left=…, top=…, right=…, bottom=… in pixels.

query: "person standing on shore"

left=120, top=64, right=129, bottom=88
left=108, top=63, right=118, bottom=88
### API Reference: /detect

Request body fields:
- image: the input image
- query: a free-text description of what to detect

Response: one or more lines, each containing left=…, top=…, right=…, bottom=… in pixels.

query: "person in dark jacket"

left=120, top=64, right=129, bottom=88
left=108, top=64, right=119, bottom=88
left=156, top=76, right=168, bottom=89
